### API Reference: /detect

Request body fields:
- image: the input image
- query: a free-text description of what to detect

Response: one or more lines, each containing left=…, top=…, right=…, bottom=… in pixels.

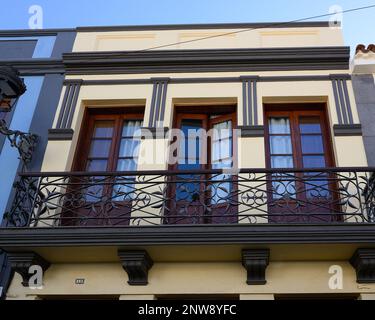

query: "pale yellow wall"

left=335, top=136, right=368, bottom=167
left=72, top=27, right=344, bottom=52
left=6, top=260, right=375, bottom=300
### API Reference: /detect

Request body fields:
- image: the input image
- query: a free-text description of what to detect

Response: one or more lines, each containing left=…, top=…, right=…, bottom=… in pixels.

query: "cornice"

left=63, top=47, right=350, bottom=75
left=1, top=224, right=375, bottom=248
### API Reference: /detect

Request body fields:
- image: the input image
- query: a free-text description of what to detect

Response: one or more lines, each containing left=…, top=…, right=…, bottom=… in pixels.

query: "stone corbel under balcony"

left=118, top=250, right=154, bottom=285
left=242, top=249, right=270, bottom=285
left=350, top=248, right=375, bottom=283
left=6, top=252, right=50, bottom=287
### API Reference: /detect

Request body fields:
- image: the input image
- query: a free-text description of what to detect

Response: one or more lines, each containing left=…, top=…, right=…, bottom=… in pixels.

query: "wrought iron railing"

left=4, top=168, right=375, bottom=227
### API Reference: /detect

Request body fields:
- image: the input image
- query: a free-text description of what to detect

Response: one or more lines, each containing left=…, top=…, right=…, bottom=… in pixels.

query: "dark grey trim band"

left=2, top=224, right=375, bottom=248
left=141, top=127, right=169, bottom=139
left=64, top=74, right=351, bottom=86
left=48, top=129, right=74, bottom=141
left=0, top=21, right=332, bottom=36
left=238, top=125, right=265, bottom=137
left=148, top=78, right=169, bottom=127
left=56, top=80, right=82, bottom=129
left=77, top=21, right=333, bottom=33
left=0, top=59, right=65, bottom=75
left=333, top=124, right=362, bottom=136
left=64, top=78, right=153, bottom=86
left=63, top=47, right=350, bottom=75
left=0, top=29, right=74, bottom=37
left=331, top=75, right=354, bottom=125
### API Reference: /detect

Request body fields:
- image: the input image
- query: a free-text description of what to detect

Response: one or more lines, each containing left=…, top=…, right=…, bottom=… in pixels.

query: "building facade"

left=1, top=22, right=375, bottom=300
left=0, top=29, right=76, bottom=299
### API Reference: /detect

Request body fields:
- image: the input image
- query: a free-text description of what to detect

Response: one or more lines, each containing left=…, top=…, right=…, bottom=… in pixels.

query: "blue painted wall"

left=0, top=76, right=44, bottom=220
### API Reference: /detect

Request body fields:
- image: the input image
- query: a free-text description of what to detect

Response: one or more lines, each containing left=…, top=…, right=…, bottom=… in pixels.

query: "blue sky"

left=1, top=0, right=375, bottom=54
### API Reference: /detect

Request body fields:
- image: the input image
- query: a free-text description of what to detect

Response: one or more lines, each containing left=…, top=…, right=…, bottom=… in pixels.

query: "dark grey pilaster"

left=330, top=74, right=353, bottom=125
left=240, top=76, right=261, bottom=137
left=148, top=78, right=169, bottom=128
left=55, top=80, right=82, bottom=130
left=240, top=76, right=259, bottom=126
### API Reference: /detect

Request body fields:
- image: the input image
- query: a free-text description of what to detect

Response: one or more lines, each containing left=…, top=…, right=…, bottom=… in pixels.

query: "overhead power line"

left=131, top=4, right=375, bottom=53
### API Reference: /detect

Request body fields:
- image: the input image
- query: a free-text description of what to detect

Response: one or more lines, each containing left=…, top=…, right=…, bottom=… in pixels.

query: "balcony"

left=4, top=167, right=375, bottom=228
left=1, top=167, right=375, bottom=267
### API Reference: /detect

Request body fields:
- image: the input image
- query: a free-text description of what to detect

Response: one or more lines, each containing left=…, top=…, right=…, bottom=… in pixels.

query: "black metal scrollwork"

left=5, top=168, right=375, bottom=228
left=0, top=119, right=38, bottom=165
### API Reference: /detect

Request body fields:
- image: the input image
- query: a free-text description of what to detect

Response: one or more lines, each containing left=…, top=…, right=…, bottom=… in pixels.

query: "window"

left=66, top=109, right=144, bottom=226
left=75, top=112, right=143, bottom=173
left=167, top=107, right=237, bottom=224
left=264, top=104, right=338, bottom=222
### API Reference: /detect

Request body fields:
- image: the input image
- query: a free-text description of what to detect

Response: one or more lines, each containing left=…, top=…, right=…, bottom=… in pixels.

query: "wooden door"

left=166, top=111, right=237, bottom=224
left=62, top=110, right=143, bottom=226
left=265, top=105, right=337, bottom=223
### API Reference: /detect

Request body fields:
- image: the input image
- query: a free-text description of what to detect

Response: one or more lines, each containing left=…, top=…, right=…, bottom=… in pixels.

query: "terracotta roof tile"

left=356, top=44, right=375, bottom=54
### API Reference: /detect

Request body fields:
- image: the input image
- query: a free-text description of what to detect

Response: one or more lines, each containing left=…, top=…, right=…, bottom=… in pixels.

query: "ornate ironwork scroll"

left=5, top=168, right=375, bottom=228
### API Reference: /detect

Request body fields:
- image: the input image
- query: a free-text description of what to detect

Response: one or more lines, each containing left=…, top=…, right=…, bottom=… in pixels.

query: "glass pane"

left=176, top=175, right=201, bottom=201
left=179, top=119, right=204, bottom=167
left=122, top=120, right=143, bottom=137
left=270, top=136, right=292, bottom=154
left=178, top=162, right=201, bottom=170
left=113, top=176, right=137, bottom=201
left=211, top=182, right=231, bottom=204
left=271, top=156, right=294, bottom=168
left=212, top=120, right=232, bottom=142
left=211, top=120, right=233, bottom=165
left=269, top=117, right=291, bottom=134
left=272, top=179, right=296, bottom=199
left=88, top=139, right=112, bottom=157
left=86, top=159, right=108, bottom=172
left=305, top=178, right=330, bottom=199
left=185, top=136, right=202, bottom=163
left=299, top=117, right=322, bottom=134
left=117, top=159, right=137, bottom=171
left=85, top=184, right=104, bottom=202
left=119, top=139, right=140, bottom=158
left=212, top=158, right=233, bottom=170
left=303, top=155, right=326, bottom=168
left=93, top=121, right=114, bottom=138
left=212, top=138, right=232, bottom=162
left=301, top=135, right=324, bottom=154
left=181, top=119, right=203, bottom=135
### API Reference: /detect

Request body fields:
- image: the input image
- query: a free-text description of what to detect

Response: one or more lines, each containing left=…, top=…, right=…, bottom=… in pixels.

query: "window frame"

left=264, top=104, right=335, bottom=170
left=73, top=108, right=144, bottom=173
